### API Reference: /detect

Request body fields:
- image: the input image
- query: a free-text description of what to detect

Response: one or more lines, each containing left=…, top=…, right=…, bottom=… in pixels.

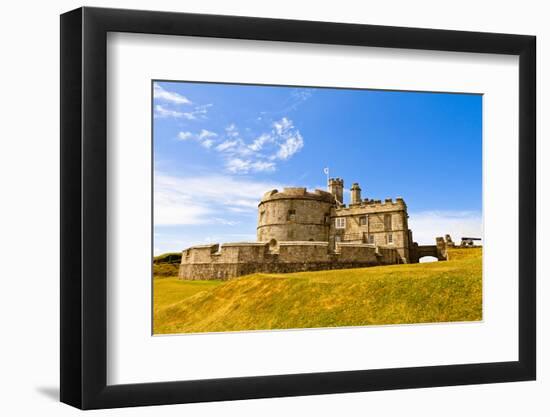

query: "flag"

left=323, top=167, right=329, bottom=175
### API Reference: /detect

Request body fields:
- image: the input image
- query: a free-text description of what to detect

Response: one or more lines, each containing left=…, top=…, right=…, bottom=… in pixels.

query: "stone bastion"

left=257, top=187, right=335, bottom=242
left=176, top=181, right=452, bottom=281
left=178, top=240, right=399, bottom=281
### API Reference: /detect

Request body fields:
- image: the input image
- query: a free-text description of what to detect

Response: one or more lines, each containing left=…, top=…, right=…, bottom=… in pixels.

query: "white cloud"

left=215, top=118, right=304, bottom=174
left=261, top=88, right=315, bottom=116
left=154, top=176, right=212, bottom=225
left=225, top=158, right=276, bottom=174
left=291, top=89, right=313, bottom=101
left=273, top=117, right=293, bottom=135
left=154, top=92, right=211, bottom=120
left=269, top=117, right=304, bottom=160
left=154, top=104, right=184, bottom=119
left=275, top=131, right=304, bottom=160
left=153, top=84, right=192, bottom=105
left=225, top=123, right=239, bottom=138
left=176, top=129, right=218, bottom=148
left=408, top=210, right=482, bottom=245
left=216, top=140, right=238, bottom=152
left=201, top=139, right=215, bottom=149
left=154, top=172, right=282, bottom=225
left=251, top=161, right=276, bottom=172
left=182, top=104, right=212, bottom=120
left=216, top=125, right=253, bottom=158
left=198, top=129, right=217, bottom=140
left=177, top=131, right=193, bottom=141
left=249, top=133, right=273, bottom=152
left=225, top=158, right=251, bottom=173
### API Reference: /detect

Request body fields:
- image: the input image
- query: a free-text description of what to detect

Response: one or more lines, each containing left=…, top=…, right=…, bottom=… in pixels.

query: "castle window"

left=368, top=235, right=374, bottom=244
left=387, top=233, right=393, bottom=244
left=324, top=213, right=330, bottom=224
left=359, top=215, right=368, bottom=226
left=384, top=214, right=392, bottom=230
left=287, top=209, right=296, bottom=221
left=335, top=217, right=346, bottom=229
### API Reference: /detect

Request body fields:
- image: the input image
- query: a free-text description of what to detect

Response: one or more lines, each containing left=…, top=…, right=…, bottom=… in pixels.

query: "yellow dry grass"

left=153, top=247, right=482, bottom=334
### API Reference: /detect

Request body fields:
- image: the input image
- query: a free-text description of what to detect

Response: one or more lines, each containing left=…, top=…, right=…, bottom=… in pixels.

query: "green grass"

left=153, top=262, right=180, bottom=278
left=153, top=247, right=482, bottom=334
left=154, top=252, right=182, bottom=264
left=153, top=278, right=222, bottom=318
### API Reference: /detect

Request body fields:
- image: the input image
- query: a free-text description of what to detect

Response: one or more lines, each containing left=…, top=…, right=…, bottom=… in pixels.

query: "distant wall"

left=409, top=236, right=450, bottom=263
left=178, top=241, right=396, bottom=281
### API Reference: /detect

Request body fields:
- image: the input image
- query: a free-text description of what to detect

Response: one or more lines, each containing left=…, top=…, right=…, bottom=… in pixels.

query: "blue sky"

left=153, top=81, right=482, bottom=254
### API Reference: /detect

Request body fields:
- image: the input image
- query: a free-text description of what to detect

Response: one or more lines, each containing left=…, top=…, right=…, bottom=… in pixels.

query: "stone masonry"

left=179, top=178, right=448, bottom=280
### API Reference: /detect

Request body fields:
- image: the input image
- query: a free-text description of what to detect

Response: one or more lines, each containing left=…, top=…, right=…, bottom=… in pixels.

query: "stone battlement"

left=179, top=240, right=399, bottom=280
left=260, top=188, right=335, bottom=204
left=336, top=197, right=407, bottom=211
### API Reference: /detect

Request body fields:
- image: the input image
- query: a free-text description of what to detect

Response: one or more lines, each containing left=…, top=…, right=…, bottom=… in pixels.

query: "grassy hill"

left=153, top=247, right=482, bottom=334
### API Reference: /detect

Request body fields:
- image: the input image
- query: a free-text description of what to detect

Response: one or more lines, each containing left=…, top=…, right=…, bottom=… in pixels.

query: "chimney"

left=350, top=183, right=362, bottom=205
left=328, top=178, right=344, bottom=204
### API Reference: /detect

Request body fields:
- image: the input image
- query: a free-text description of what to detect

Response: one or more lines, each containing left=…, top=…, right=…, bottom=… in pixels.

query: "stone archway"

left=416, top=245, right=447, bottom=261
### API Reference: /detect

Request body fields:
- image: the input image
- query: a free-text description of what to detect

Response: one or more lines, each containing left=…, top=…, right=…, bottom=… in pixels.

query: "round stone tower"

left=257, top=188, right=335, bottom=242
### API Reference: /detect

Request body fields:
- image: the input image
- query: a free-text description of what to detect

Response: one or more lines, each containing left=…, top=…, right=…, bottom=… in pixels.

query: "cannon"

left=460, top=237, right=481, bottom=247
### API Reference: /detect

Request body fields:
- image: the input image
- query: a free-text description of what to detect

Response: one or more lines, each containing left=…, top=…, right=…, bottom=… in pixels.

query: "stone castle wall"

left=331, top=198, right=411, bottom=262
left=176, top=179, right=448, bottom=281
left=179, top=241, right=399, bottom=281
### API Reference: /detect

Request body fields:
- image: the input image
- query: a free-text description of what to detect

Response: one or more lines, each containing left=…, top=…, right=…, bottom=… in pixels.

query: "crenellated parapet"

left=179, top=240, right=398, bottom=280
left=335, top=197, right=407, bottom=213
left=260, top=187, right=335, bottom=204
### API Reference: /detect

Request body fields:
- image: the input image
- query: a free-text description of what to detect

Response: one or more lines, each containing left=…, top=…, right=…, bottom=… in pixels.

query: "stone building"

left=179, top=178, right=448, bottom=281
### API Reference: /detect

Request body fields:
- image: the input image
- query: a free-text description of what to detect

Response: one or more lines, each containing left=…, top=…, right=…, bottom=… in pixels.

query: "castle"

left=179, top=178, right=450, bottom=281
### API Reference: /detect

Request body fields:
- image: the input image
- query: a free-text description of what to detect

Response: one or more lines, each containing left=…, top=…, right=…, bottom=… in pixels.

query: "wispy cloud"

left=153, top=84, right=192, bottom=105
left=408, top=210, right=482, bottom=245
left=216, top=140, right=239, bottom=152
left=213, top=117, right=304, bottom=173
left=156, top=83, right=306, bottom=173
left=182, top=104, right=212, bottom=120
left=271, top=117, right=304, bottom=160
left=156, top=104, right=213, bottom=120
left=154, top=104, right=185, bottom=119
left=153, top=83, right=212, bottom=120
left=198, top=129, right=217, bottom=140
left=291, top=88, right=314, bottom=102
left=225, top=123, right=239, bottom=138
left=177, top=129, right=218, bottom=148
left=225, top=158, right=276, bottom=174
left=249, top=133, right=273, bottom=152
left=177, top=131, right=193, bottom=140
left=154, top=172, right=283, bottom=226
left=201, top=139, right=215, bottom=149
left=260, top=87, right=315, bottom=116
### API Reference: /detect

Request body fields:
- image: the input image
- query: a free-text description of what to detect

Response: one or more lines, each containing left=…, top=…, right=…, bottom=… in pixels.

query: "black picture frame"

left=60, top=6, right=536, bottom=410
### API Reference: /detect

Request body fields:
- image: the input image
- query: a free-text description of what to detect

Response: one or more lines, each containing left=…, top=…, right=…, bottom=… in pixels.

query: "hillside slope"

left=154, top=247, right=482, bottom=334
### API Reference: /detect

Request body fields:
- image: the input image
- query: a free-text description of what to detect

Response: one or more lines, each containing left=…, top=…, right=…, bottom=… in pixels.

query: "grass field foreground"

left=153, top=247, right=482, bottom=334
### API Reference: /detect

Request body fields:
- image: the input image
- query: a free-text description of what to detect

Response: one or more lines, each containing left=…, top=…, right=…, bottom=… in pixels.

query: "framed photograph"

left=60, top=6, right=536, bottom=409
